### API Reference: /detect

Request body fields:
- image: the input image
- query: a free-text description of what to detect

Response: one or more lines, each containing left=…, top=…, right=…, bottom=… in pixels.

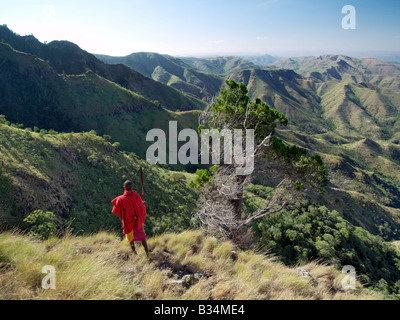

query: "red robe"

left=111, top=190, right=146, bottom=235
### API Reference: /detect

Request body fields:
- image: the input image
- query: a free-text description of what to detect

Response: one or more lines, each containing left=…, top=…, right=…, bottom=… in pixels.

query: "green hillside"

left=227, top=68, right=328, bottom=132
left=0, top=41, right=201, bottom=158
left=0, top=25, right=205, bottom=112
left=0, top=42, right=77, bottom=132
left=180, top=56, right=259, bottom=76
left=64, top=72, right=202, bottom=159
left=1, top=116, right=399, bottom=296
left=96, top=52, right=223, bottom=102
left=0, top=116, right=198, bottom=236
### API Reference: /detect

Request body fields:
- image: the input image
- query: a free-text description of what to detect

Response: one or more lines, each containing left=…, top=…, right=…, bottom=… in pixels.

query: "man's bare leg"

left=142, top=240, right=149, bottom=256
left=130, top=241, right=138, bottom=255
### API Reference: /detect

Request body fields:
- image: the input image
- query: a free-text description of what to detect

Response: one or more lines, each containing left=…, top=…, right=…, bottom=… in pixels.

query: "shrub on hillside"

left=23, top=210, right=58, bottom=240
left=253, top=204, right=400, bottom=294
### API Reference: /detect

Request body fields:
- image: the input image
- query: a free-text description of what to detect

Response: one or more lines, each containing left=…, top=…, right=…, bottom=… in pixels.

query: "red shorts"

left=126, top=225, right=146, bottom=243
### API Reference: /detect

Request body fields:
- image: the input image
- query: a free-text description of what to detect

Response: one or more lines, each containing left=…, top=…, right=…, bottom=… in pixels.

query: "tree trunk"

left=230, top=174, right=246, bottom=221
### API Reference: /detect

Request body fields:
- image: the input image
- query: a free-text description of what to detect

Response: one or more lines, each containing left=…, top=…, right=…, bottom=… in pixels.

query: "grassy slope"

left=0, top=120, right=198, bottom=236
left=64, top=71, right=202, bottom=159
left=0, top=230, right=381, bottom=300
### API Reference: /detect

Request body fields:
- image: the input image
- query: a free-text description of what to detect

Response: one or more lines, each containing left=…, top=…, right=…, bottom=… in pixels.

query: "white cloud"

left=256, top=36, right=269, bottom=40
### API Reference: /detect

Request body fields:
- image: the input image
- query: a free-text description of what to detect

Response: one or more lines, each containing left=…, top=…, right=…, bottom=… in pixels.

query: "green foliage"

left=209, top=80, right=288, bottom=142
left=23, top=210, right=57, bottom=240
left=251, top=203, right=400, bottom=293
left=189, top=165, right=218, bottom=189
left=0, top=115, right=10, bottom=126
left=0, top=168, right=12, bottom=203
left=206, top=81, right=328, bottom=188
left=200, top=80, right=328, bottom=202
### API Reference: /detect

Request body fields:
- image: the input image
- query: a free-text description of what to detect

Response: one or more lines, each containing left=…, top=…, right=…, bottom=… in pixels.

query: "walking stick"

left=140, top=167, right=145, bottom=202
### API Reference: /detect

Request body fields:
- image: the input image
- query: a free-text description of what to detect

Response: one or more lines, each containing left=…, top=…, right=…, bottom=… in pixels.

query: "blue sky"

left=1, top=0, right=399, bottom=56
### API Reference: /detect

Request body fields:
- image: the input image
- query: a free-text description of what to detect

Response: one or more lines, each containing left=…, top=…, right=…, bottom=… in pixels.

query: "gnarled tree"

left=192, top=80, right=328, bottom=245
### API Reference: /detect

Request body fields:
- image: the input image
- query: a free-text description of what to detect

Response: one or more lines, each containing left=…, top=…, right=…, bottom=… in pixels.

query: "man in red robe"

left=111, top=180, right=149, bottom=255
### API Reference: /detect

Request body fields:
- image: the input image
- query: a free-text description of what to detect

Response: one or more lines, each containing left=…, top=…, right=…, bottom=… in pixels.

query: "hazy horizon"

left=1, top=0, right=400, bottom=58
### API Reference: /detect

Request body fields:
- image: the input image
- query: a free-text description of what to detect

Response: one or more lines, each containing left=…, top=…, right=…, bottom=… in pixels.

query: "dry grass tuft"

left=0, top=230, right=383, bottom=300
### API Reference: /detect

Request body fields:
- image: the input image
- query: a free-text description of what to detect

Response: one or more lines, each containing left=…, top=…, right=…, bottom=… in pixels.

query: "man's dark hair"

left=124, top=180, right=133, bottom=191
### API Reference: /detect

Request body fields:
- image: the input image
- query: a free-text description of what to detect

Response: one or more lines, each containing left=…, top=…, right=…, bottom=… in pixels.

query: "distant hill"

left=241, top=54, right=279, bottom=67
left=371, top=55, right=400, bottom=70
left=0, top=25, right=205, bottom=112
left=271, top=54, right=400, bottom=84
left=96, top=52, right=223, bottom=102
left=180, top=56, right=259, bottom=76
left=268, top=55, right=400, bottom=140
left=94, top=54, right=280, bottom=102
left=227, top=68, right=327, bottom=132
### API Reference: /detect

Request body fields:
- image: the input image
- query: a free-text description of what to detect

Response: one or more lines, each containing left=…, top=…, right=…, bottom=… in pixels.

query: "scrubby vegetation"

left=247, top=199, right=400, bottom=295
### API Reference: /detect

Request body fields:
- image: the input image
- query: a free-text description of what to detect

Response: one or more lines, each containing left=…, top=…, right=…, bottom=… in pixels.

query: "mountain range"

left=2, top=24, right=400, bottom=240
left=2, top=25, right=400, bottom=296
left=96, top=52, right=223, bottom=102
left=226, top=55, right=400, bottom=239
left=0, top=26, right=205, bottom=158
left=1, top=26, right=400, bottom=254
left=0, top=25, right=204, bottom=112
